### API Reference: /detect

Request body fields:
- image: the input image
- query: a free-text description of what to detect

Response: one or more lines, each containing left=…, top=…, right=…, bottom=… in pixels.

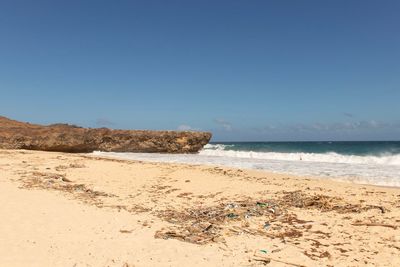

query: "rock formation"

left=0, top=116, right=212, bottom=153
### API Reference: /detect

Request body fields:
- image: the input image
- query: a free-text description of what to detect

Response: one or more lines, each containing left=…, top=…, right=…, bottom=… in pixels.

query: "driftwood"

left=351, top=222, right=398, bottom=229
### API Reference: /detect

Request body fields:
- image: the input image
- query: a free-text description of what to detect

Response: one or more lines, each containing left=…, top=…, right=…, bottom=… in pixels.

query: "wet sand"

left=1, top=149, right=399, bottom=266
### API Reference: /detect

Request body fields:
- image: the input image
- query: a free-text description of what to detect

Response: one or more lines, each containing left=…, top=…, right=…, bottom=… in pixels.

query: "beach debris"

left=203, top=224, right=213, bottom=232
left=303, top=250, right=332, bottom=260
left=271, top=248, right=282, bottom=253
left=55, top=163, right=86, bottom=171
left=227, top=213, right=239, bottom=219
left=61, top=177, right=72, bottom=182
left=269, top=258, right=306, bottom=267
left=120, top=229, right=133, bottom=234
left=69, top=163, right=86, bottom=168
left=351, top=222, right=398, bottom=229
left=252, top=251, right=306, bottom=267
left=253, top=257, right=271, bottom=265
left=225, top=203, right=238, bottom=209
left=19, top=171, right=117, bottom=206
left=253, top=250, right=271, bottom=265
left=155, top=200, right=266, bottom=244
left=256, top=202, right=267, bottom=208
left=154, top=189, right=382, bottom=245
left=378, top=206, right=386, bottom=213
left=268, top=208, right=275, bottom=214
left=55, top=165, right=68, bottom=171
left=279, top=190, right=383, bottom=213
left=154, top=199, right=295, bottom=245
left=276, top=228, right=303, bottom=238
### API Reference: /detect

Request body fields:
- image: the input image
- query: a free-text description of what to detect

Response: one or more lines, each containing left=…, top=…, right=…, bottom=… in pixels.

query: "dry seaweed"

left=156, top=200, right=268, bottom=244
left=154, top=199, right=294, bottom=244
left=20, top=171, right=116, bottom=205
left=303, top=249, right=332, bottom=260
left=279, top=191, right=383, bottom=213
left=154, top=191, right=382, bottom=245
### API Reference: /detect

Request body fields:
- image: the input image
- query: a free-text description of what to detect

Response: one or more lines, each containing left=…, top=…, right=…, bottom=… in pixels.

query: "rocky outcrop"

left=0, top=116, right=212, bottom=153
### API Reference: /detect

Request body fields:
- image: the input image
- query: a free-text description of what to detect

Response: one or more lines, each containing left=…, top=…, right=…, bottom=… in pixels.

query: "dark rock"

left=0, top=116, right=212, bottom=153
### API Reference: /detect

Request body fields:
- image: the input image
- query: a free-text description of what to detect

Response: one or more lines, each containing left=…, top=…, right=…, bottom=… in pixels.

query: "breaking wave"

left=92, top=142, right=400, bottom=187
left=200, top=144, right=400, bottom=166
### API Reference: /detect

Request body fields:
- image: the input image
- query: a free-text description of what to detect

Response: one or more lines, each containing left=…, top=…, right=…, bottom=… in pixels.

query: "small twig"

left=271, top=258, right=306, bottom=267
left=253, top=257, right=271, bottom=265
left=253, top=251, right=306, bottom=267
left=203, top=224, right=213, bottom=232
left=352, top=222, right=397, bottom=229
left=119, top=229, right=133, bottom=233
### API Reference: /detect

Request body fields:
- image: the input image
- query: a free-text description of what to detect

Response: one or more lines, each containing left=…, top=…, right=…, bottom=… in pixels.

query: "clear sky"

left=1, top=0, right=399, bottom=141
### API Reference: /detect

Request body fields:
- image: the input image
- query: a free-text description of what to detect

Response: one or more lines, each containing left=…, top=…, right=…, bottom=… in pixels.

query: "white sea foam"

left=92, top=146, right=400, bottom=187
left=201, top=144, right=400, bottom=166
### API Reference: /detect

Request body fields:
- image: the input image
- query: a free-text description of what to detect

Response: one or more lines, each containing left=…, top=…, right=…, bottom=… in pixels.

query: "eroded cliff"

left=0, top=116, right=211, bottom=153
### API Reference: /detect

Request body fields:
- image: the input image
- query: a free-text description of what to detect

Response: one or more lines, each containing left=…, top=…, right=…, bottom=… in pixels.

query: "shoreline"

left=90, top=151, right=400, bottom=189
left=1, top=149, right=399, bottom=266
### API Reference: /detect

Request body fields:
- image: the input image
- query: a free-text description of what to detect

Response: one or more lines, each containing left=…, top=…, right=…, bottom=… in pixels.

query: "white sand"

left=1, top=149, right=399, bottom=266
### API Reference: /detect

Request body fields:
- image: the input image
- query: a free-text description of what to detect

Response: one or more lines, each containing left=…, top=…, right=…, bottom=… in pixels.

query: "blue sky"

left=1, top=0, right=399, bottom=141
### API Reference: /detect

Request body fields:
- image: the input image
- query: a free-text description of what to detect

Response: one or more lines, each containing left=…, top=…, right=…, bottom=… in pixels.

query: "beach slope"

left=0, top=149, right=399, bottom=266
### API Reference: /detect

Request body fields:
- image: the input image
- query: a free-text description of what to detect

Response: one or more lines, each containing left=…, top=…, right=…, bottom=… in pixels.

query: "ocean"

left=93, top=141, right=400, bottom=187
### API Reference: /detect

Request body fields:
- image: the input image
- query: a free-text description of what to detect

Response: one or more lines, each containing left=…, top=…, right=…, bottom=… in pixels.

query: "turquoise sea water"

left=209, top=141, right=400, bottom=156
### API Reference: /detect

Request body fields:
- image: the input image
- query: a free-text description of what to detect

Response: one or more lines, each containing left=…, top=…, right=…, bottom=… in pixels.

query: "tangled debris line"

left=20, top=171, right=116, bottom=206
left=55, top=163, right=86, bottom=171
left=154, top=191, right=385, bottom=245
left=279, top=190, right=387, bottom=213
left=154, top=199, right=308, bottom=245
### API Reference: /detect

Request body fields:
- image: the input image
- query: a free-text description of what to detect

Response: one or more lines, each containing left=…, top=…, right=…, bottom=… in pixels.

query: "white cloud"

left=262, top=120, right=399, bottom=133
left=214, top=119, right=232, bottom=131
left=177, top=124, right=195, bottom=131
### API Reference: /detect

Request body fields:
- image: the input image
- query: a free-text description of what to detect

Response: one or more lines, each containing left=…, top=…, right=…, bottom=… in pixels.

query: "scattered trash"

left=256, top=202, right=268, bottom=208
left=225, top=203, right=238, bottom=209
left=153, top=189, right=378, bottom=245
left=268, top=208, right=275, bottom=214
left=154, top=199, right=283, bottom=244
left=227, top=213, right=239, bottom=219
left=203, top=224, right=213, bottom=232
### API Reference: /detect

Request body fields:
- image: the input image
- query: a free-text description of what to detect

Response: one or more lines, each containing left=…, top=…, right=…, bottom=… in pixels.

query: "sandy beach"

left=1, top=149, right=399, bottom=267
